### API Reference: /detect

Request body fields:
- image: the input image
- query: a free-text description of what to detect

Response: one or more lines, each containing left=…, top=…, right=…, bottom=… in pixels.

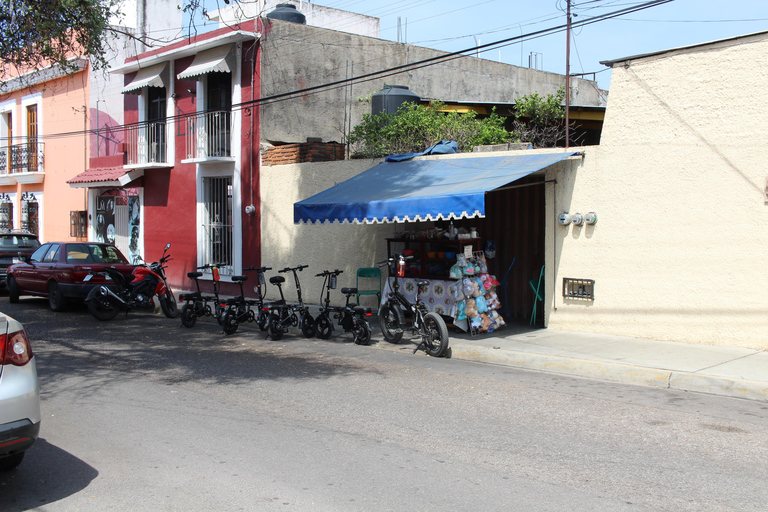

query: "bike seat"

left=341, top=287, right=357, bottom=295
left=270, top=276, right=285, bottom=285
left=417, top=280, right=430, bottom=288
left=232, top=275, right=247, bottom=283
left=187, top=271, right=203, bottom=279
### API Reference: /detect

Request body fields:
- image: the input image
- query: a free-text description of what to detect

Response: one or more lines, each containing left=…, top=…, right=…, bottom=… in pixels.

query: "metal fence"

left=202, top=176, right=233, bottom=275
left=125, top=121, right=168, bottom=165
left=0, top=142, right=44, bottom=174
left=184, top=110, right=232, bottom=160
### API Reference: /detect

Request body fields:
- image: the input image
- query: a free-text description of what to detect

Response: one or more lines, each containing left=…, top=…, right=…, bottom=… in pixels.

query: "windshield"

left=1, top=235, right=40, bottom=249
left=66, top=244, right=128, bottom=264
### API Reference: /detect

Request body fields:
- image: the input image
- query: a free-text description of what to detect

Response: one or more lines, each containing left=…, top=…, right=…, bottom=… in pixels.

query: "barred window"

left=202, top=176, right=233, bottom=275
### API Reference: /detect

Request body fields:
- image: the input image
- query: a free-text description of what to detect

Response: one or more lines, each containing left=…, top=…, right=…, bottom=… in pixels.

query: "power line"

left=8, top=0, right=673, bottom=143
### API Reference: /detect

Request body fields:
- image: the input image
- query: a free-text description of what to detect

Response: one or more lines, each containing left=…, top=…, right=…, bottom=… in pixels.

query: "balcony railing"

left=185, top=110, right=232, bottom=161
left=0, top=142, right=44, bottom=174
left=125, top=120, right=169, bottom=166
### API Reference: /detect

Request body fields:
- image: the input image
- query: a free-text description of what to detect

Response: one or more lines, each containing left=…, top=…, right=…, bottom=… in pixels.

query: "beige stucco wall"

left=260, top=158, right=392, bottom=309
left=547, top=34, right=768, bottom=349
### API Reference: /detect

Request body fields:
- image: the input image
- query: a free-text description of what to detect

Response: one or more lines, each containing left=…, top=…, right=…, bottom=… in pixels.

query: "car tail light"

left=0, top=329, right=33, bottom=366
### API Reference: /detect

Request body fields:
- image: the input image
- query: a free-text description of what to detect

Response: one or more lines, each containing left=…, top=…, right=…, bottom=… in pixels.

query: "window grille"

left=562, top=278, right=594, bottom=300
left=202, top=176, right=233, bottom=275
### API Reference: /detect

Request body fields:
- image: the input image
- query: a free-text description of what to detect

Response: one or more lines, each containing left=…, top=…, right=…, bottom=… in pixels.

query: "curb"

left=449, top=343, right=768, bottom=402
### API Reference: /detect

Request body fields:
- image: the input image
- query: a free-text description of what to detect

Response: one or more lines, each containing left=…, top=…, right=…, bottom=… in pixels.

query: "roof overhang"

left=177, top=44, right=235, bottom=80
left=67, top=167, right=144, bottom=188
left=294, top=151, right=580, bottom=224
left=0, top=58, right=88, bottom=94
left=111, top=31, right=256, bottom=75
left=121, top=63, right=169, bottom=94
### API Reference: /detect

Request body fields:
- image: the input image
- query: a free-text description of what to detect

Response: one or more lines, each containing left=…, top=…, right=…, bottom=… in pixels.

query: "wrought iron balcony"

left=125, top=120, right=170, bottom=166
left=184, top=110, right=232, bottom=161
left=0, top=142, right=44, bottom=175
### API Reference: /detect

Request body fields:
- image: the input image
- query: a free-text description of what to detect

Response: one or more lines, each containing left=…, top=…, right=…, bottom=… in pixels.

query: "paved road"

left=2, top=297, right=767, bottom=511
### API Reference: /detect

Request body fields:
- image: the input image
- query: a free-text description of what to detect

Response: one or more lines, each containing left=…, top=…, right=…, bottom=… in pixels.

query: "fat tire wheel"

left=0, top=452, right=24, bottom=471
left=314, top=314, right=333, bottom=340
left=379, top=303, right=404, bottom=343
left=423, top=312, right=450, bottom=357
left=181, top=303, right=197, bottom=328
left=48, top=282, right=67, bottom=312
left=257, top=310, right=268, bottom=331
left=267, top=313, right=283, bottom=340
left=301, top=313, right=315, bottom=338
left=222, top=310, right=239, bottom=335
left=159, top=290, right=178, bottom=318
left=87, top=295, right=120, bottom=321
left=352, top=319, right=372, bottom=345
left=7, top=276, right=19, bottom=304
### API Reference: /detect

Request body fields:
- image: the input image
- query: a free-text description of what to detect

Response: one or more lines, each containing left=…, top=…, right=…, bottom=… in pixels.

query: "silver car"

left=0, top=312, right=40, bottom=471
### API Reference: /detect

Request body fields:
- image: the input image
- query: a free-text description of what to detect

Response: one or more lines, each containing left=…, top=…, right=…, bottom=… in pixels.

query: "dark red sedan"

left=6, top=242, right=136, bottom=311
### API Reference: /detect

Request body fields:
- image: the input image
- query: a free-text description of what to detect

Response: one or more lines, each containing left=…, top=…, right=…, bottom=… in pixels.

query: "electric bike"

left=264, top=265, right=314, bottom=340
left=377, top=254, right=450, bottom=357
left=313, top=269, right=372, bottom=345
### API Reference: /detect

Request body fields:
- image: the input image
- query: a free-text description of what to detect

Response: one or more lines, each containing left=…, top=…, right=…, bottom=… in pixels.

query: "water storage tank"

left=266, top=3, right=306, bottom=24
left=371, top=85, right=421, bottom=116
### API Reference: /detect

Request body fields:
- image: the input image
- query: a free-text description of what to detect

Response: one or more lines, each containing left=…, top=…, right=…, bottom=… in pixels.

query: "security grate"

left=563, top=278, right=594, bottom=300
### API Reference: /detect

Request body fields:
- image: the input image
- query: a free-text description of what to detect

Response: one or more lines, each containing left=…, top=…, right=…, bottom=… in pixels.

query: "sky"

left=193, top=0, right=768, bottom=91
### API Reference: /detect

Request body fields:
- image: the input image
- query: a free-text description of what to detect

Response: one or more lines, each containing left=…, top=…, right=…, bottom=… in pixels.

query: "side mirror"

left=165, top=243, right=171, bottom=250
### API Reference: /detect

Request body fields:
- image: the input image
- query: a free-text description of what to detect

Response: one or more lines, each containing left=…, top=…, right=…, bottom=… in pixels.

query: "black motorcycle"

left=85, top=243, right=178, bottom=321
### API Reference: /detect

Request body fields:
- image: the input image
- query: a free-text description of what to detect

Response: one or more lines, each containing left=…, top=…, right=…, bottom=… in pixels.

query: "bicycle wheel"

left=314, top=313, right=333, bottom=339
left=352, top=319, right=372, bottom=345
left=257, top=309, right=269, bottom=331
left=267, top=313, right=283, bottom=340
left=300, top=312, right=315, bottom=338
left=222, top=310, right=239, bottom=335
left=181, top=303, right=197, bottom=328
left=378, top=303, right=404, bottom=343
left=423, top=312, right=449, bottom=357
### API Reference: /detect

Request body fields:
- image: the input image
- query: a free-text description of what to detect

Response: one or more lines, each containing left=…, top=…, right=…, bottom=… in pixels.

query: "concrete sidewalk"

left=377, top=323, right=768, bottom=402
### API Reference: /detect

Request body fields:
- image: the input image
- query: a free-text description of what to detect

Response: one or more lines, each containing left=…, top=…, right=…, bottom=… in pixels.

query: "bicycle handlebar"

left=279, top=264, right=308, bottom=273
left=245, top=266, right=271, bottom=273
left=315, top=269, right=343, bottom=277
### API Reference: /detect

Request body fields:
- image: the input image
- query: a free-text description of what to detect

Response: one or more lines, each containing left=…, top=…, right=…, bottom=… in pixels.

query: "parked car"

left=0, top=310, right=40, bottom=471
left=7, top=242, right=136, bottom=311
left=0, top=231, right=41, bottom=290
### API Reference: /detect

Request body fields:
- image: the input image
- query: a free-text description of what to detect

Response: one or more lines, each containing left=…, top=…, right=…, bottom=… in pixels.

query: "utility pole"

left=565, top=0, right=571, bottom=148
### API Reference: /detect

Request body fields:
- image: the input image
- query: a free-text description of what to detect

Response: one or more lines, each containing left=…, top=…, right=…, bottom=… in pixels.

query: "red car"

left=6, top=242, right=136, bottom=311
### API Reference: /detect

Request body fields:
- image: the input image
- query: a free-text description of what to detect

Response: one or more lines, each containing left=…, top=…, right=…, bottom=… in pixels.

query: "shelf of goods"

left=385, top=238, right=482, bottom=280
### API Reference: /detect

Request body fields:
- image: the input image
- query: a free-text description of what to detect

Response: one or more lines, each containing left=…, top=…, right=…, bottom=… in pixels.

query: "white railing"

left=185, top=110, right=232, bottom=160
left=125, top=120, right=169, bottom=166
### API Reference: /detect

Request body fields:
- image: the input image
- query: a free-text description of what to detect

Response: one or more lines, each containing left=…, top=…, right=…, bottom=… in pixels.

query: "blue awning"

left=294, top=152, right=578, bottom=224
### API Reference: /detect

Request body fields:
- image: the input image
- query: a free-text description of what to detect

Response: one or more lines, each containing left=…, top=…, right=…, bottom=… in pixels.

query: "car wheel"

left=0, top=452, right=24, bottom=471
left=48, top=282, right=67, bottom=312
left=7, top=276, right=19, bottom=304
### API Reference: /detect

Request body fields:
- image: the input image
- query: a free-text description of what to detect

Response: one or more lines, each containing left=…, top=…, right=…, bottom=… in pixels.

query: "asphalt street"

left=1, top=298, right=767, bottom=511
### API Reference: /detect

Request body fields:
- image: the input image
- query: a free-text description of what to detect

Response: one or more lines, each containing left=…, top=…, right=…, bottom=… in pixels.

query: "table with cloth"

left=381, top=276, right=505, bottom=334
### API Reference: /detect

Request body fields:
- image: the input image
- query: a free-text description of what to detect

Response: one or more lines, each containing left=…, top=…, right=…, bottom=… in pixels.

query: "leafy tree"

left=349, top=101, right=515, bottom=159
left=512, top=87, right=581, bottom=147
left=0, top=0, right=119, bottom=78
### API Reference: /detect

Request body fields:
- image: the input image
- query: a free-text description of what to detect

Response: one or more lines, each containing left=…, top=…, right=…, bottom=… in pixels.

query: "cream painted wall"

left=547, top=34, right=768, bottom=349
left=261, top=158, right=393, bottom=309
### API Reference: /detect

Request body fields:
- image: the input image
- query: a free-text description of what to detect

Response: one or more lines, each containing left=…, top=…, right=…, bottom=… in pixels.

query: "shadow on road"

left=0, top=438, right=98, bottom=511
left=7, top=298, right=383, bottom=399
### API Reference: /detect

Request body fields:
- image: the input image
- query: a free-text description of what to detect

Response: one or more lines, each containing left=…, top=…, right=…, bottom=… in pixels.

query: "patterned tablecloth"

left=382, top=277, right=470, bottom=331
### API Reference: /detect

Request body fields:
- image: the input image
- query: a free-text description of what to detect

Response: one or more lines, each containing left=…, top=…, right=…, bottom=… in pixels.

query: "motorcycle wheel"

left=159, top=290, right=179, bottom=318
left=423, top=312, right=450, bottom=357
left=181, top=303, right=197, bottom=328
left=300, top=312, right=315, bottom=338
left=314, top=314, right=333, bottom=340
left=379, top=303, right=404, bottom=343
left=222, top=310, right=239, bottom=335
left=267, top=313, right=283, bottom=340
left=352, top=319, right=372, bottom=346
left=87, top=295, right=121, bottom=321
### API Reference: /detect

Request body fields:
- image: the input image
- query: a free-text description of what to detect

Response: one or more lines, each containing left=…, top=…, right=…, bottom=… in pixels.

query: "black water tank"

left=371, top=85, right=421, bottom=116
left=266, top=3, right=306, bottom=24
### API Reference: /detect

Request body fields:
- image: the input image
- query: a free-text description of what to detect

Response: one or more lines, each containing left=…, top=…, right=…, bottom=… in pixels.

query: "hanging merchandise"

left=485, top=239, right=496, bottom=259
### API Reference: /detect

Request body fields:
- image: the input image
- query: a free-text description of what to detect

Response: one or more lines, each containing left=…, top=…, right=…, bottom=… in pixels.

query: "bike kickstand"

left=413, top=342, right=427, bottom=354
